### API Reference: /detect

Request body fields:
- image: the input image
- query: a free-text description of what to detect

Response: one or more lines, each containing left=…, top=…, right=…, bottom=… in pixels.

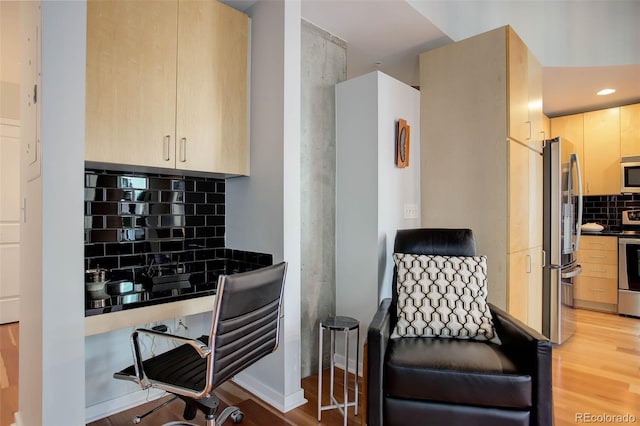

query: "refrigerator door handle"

left=561, top=264, right=583, bottom=279
left=571, top=153, right=584, bottom=251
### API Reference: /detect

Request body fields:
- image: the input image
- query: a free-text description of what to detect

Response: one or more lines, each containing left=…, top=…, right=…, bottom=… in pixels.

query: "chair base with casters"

left=113, top=262, right=288, bottom=426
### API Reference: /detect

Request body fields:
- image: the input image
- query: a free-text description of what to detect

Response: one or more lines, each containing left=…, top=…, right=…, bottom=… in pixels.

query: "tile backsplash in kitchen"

left=85, top=169, right=272, bottom=287
left=581, top=194, right=640, bottom=230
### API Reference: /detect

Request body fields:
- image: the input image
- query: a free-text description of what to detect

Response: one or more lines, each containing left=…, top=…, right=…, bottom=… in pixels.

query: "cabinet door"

left=551, top=113, right=586, bottom=192
left=583, top=108, right=620, bottom=195
left=621, top=103, right=640, bottom=156
left=574, top=276, right=618, bottom=305
left=529, top=148, right=543, bottom=247
left=507, top=29, right=530, bottom=145
left=176, top=0, right=249, bottom=175
left=86, top=0, right=178, bottom=168
left=508, top=246, right=542, bottom=332
left=508, top=249, right=529, bottom=325
left=528, top=245, right=543, bottom=333
left=527, top=50, right=544, bottom=152
left=509, top=140, right=542, bottom=252
left=509, top=140, right=529, bottom=253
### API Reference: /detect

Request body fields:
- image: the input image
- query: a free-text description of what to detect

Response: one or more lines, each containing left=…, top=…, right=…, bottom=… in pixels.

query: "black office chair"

left=114, top=262, right=287, bottom=426
left=367, top=229, right=553, bottom=426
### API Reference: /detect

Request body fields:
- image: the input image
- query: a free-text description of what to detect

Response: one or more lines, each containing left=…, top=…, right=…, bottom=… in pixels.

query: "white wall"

left=409, top=0, right=640, bottom=67
left=226, top=0, right=305, bottom=412
left=335, top=71, right=421, bottom=371
left=18, top=2, right=86, bottom=425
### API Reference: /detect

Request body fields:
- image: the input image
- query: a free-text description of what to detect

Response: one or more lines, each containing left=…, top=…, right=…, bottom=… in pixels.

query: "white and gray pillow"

left=391, top=253, right=499, bottom=343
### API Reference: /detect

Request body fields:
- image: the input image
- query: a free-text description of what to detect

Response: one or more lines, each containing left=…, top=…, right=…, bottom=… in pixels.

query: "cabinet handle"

left=526, top=121, right=532, bottom=140
left=180, top=137, right=187, bottom=162
left=526, top=254, right=532, bottom=273
left=163, top=135, right=171, bottom=161
left=541, top=249, right=546, bottom=267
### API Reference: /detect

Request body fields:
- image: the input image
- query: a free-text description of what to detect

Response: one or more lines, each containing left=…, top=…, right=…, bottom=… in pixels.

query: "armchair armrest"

left=367, top=298, right=393, bottom=426
left=130, top=329, right=211, bottom=391
left=488, top=303, right=553, bottom=426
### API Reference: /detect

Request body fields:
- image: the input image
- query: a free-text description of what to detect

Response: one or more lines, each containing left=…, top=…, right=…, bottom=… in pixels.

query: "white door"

left=0, top=119, right=20, bottom=323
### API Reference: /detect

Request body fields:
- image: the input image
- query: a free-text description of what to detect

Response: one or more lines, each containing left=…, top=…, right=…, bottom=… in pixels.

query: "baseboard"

left=231, top=374, right=307, bottom=413
left=85, top=388, right=167, bottom=423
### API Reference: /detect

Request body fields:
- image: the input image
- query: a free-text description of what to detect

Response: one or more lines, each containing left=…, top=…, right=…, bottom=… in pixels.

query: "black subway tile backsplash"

left=582, top=194, right=640, bottom=230
left=85, top=169, right=272, bottom=290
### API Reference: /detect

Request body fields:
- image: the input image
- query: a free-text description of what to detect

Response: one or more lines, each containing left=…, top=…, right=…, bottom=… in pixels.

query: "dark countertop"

left=85, top=283, right=217, bottom=317
left=581, top=230, right=623, bottom=237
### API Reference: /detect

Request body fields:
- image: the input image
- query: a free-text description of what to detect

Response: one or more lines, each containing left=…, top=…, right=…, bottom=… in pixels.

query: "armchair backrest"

left=393, top=228, right=477, bottom=256
left=391, top=229, right=477, bottom=325
left=207, top=262, right=287, bottom=389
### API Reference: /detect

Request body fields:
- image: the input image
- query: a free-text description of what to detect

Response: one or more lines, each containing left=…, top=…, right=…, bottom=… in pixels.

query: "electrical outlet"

left=174, top=317, right=188, bottom=334
left=403, top=203, right=418, bottom=219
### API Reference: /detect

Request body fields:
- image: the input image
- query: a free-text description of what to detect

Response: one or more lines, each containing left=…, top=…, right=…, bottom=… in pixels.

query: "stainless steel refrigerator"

left=542, top=137, right=583, bottom=345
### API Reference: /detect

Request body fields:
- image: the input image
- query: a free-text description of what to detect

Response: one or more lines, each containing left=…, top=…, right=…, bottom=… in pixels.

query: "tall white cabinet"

left=335, top=71, right=421, bottom=362
left=419, top=26, right=543, bottom=330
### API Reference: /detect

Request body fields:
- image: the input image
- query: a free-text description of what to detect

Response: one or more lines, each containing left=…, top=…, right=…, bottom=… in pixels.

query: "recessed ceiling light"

left=597, top=88, right=616, bottom=96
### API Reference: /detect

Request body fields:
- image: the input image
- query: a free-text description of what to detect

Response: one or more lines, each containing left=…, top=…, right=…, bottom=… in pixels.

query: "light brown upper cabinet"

left=550, top=104, right=640, bottom=195
left=508, top=30, right=544, bottom=152
left=583, top=107, right=620, bottom=195
left=86, top=0, right=249, bottom=175
left=621, top=103, right=640, bottom=156
left=550, top=112, right=585, bottom=190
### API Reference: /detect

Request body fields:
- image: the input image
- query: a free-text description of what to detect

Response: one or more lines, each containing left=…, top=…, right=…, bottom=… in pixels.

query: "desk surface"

left=84, top=294, right=216, bottom=336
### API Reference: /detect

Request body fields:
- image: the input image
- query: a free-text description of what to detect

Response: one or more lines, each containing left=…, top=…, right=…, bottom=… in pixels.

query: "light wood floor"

left=1, top=309, right=639, bottom=426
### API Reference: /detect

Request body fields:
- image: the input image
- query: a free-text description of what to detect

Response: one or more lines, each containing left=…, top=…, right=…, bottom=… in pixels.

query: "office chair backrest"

left=391, top=228, right=477, bottom=326
left=208, top=261, right=287, bottom=389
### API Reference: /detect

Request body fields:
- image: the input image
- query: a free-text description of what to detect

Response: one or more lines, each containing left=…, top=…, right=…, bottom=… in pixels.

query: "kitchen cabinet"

left=583, top=108, right=620, bottom=195
left=419, top=25, right=543, bottom=324
left=509, top=140, right=543, bottom=253
left=508, top=138, right=542, bottom=330
left=551, top=104, right=633, bottom=196
left=550, top=112, right=585, bottom=190
left=85, top=0, right=249, bottom=175
left=508, top=246, right=543, bottom=332
left=620, top=103, right=640, bottom=156
left=574, top=235, right=618, bottom=313
left=508, top=30, right=544, bottom=152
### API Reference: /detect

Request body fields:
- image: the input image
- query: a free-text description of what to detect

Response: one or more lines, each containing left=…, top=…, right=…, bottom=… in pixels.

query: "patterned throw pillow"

left=391, top=253, right=499, bottom=343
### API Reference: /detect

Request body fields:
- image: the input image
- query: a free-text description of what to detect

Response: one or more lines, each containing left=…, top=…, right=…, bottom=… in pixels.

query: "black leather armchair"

left=114, top=262, right=287, bottom=426
left=367, top=229, right=553, bottom=426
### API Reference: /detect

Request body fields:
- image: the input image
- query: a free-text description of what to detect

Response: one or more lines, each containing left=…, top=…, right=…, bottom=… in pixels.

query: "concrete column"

left=300, top=20, right=346, bottom=378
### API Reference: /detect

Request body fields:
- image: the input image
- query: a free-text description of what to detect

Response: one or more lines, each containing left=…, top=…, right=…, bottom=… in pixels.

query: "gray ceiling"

left=224, top=0, right=640, bottom=118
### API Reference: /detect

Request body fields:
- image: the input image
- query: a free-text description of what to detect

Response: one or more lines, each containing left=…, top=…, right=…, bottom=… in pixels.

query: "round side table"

left=317, top=316, right=359, bottom=426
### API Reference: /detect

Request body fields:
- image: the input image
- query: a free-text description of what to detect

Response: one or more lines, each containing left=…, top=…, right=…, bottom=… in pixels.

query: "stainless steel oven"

left=618, top=237, right=640, bottom=317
